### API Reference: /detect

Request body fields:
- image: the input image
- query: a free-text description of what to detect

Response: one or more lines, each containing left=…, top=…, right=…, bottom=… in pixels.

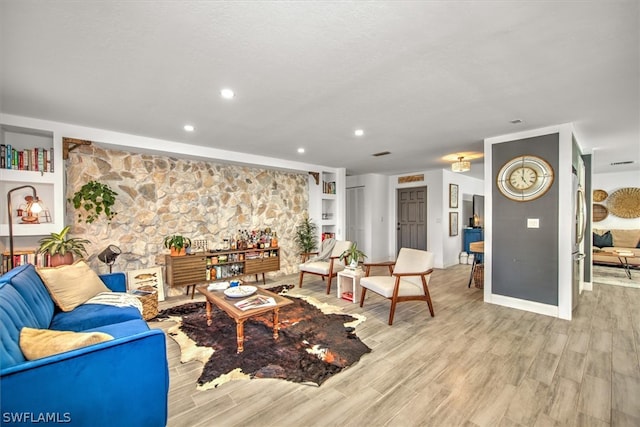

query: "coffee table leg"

left=206, top=300, right=213, bottom=326
left=273, top=308, right=280, bottom=339
left=236, top=319, right=245, bottom=353
left=618, top=256, right=632, bottom=279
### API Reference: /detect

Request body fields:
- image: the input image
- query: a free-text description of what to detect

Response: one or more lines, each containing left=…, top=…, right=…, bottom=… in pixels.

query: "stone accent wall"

left=65, top=145, right=308, bottom=294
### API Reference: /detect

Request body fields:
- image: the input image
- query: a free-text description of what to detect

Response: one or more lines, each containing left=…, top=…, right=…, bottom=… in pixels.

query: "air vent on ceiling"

left=372, top=151, right=391, bottom=157
left=610, top=160, right=635, bottom=166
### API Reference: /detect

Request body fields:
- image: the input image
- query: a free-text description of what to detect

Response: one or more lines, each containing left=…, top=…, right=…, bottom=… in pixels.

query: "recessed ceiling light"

left=183, top=125, right=195, bottom=132
left=354, top=129, right=364, bottom=137
left=220, top=88, right=235, bottom=99
left=510, top=119, right=523, bottom=124
left=297, top=148, right=305, bottom=154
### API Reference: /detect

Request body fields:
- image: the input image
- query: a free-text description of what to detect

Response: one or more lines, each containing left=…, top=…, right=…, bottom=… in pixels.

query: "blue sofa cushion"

left=50, top=304, right=143, bottom=332
left=0, top=264, right=54, bottom=327
left=593, top=231, right=613, bottom=248
left=85, top=318, right=150, bottom=338
left=0, top=265, right=56, bottom=368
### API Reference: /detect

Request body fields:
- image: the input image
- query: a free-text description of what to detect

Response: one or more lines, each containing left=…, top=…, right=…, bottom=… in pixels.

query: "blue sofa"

left=0, top=264, right=169, bottom=426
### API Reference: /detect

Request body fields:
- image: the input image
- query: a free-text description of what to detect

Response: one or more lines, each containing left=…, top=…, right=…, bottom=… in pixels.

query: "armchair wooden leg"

left=325, top=274, right=333, bottom=294
left=388, top=296, right=398, bottom=325
left=298, top=272, right=305, bottom=288
left=359, top=288, right=367, bottom=307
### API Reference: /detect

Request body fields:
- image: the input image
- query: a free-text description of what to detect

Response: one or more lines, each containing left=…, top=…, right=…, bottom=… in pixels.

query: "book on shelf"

left=234, top=294, right=276, bottom=311
left=0, top=145, right=54, bottom=172
left=1, top=251, right=53, bottom=275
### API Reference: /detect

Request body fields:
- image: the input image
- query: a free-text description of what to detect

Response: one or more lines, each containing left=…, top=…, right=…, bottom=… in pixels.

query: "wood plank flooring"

left=152, top=264, right=640, bottom=426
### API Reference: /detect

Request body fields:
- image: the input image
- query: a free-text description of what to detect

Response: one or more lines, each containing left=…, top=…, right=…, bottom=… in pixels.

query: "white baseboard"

left=488, top=293, right=559, bottom=318
left=582, top=281, right=593, bottom=292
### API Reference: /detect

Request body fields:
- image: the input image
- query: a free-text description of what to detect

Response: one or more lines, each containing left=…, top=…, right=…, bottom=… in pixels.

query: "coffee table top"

left=196, top=285, right=293, bottom=320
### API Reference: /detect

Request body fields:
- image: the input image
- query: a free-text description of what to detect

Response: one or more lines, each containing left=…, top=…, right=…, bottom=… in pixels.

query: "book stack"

left=0, top=145, right=54, bottom=172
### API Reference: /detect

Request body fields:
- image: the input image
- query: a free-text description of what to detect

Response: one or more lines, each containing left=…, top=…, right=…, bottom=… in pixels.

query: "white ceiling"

left=1, top=1, right=638, bottom=177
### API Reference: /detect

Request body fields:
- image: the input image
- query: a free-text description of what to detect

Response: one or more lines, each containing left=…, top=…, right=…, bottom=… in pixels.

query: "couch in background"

left=592, top=228, right=640, bottom=266
left=0, top=263, right=169, bottom=426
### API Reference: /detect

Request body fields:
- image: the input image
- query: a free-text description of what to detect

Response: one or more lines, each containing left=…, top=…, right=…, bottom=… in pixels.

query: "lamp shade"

left=98, top=245, right=121, bottom=265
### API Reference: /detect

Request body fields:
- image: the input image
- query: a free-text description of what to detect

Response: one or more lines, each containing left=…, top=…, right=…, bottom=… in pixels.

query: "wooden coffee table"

left=196, top=285, right=293, bottom=353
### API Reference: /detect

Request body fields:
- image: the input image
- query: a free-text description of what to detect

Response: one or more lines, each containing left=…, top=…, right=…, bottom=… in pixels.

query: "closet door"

left=346, top=187, right=366, bottom=250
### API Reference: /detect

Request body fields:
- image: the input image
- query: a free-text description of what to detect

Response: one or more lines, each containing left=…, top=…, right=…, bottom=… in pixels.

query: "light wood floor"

left=153, top=264, right=640, bottom=427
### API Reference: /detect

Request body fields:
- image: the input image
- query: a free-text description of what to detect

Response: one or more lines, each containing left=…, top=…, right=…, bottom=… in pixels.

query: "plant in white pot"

left=339, top=242, right=367, bottom=268
left=37, top=226, right=90, bottom=266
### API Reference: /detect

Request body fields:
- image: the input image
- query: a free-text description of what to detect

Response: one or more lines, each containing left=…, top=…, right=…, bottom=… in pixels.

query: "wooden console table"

left=165, top=247, right=280, bottom=297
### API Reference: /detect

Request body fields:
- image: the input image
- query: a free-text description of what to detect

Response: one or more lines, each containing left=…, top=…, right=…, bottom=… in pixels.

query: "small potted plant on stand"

left=164, top=235, right=191, bottom=256
left=339, top=242, right=367, bottom=269
left=38, top=226, right=90, bottom=267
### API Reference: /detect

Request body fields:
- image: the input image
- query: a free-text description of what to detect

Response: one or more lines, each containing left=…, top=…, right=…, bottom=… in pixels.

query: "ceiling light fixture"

left=220, top=88, right=235, bottom=99
left=297, top=148, right=305, bottom=154
left=183, top=125, right=195, bottom=132
left=451, top=156, right=471, bottom=173
left=510, top=119, right=523, bottom=124
left=354, top=129, right=364, bottom=137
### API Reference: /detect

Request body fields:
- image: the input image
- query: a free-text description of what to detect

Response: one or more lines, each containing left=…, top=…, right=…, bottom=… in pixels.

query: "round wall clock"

left=496, top=155, right=554, bottom=202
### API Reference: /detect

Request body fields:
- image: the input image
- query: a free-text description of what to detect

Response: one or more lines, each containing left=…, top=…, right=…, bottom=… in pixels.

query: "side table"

left=337, top=268, right=364, bottom=303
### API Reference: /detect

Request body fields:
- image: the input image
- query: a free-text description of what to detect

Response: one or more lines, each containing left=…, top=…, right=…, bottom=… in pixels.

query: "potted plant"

left=37, top=226, right=90, bottom=267
left=69, top=180, right=118, bottom=224
left=294, top=215, right=318, bottom=255
left=164, top=235, right=191, bottom=256
left=339, top=242, right=367, bottom=268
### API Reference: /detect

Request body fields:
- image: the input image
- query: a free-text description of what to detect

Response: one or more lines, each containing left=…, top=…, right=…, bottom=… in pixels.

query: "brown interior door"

left=396, top=187, right=427, bottom=252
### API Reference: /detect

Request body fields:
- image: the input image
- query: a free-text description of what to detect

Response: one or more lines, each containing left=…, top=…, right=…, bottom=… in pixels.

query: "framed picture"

left=127, top=266, right=165, bottom=301
left=449, top=184, right=459, bottom=208
left=449, top=212, right=459, bottom=236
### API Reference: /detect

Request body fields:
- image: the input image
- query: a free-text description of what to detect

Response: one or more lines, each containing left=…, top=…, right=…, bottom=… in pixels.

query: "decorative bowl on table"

left=224, top=285, right=257, bottom=298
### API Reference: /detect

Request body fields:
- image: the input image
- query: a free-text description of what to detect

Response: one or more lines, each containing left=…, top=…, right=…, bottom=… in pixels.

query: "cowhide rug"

left=154, top=285, right=371, bottom=390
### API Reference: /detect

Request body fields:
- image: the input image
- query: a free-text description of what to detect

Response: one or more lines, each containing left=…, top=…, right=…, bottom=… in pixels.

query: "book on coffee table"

left=234, top=295, right=276, bottom=311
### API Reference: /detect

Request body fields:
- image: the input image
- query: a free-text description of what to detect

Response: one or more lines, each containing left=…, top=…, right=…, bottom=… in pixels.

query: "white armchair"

left=298, top=240, right=352, bottom=294
left=360, top=248, right=435, bottom=325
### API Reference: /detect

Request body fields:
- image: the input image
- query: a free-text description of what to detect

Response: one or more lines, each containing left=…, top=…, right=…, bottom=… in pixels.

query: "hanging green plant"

left=69, top=180, right=118, bottom=224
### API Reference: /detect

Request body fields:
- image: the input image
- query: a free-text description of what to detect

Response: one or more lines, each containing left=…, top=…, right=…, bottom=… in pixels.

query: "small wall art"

left=449, top=184, right=459, bottom=208
left=127, top=266, right=165, bottom=301
left=449, top=212, right=459, bottom=236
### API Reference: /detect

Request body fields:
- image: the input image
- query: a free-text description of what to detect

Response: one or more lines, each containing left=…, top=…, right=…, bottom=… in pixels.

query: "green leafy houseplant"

left=339, top=242, right=367, bottom=267
left=69, top=180, right=118, bottom=224
left=294, top=215, right=318, bottom=255
left=37, top=226, right=90, bottom=266
left=164, top=235, right=191, bottom=256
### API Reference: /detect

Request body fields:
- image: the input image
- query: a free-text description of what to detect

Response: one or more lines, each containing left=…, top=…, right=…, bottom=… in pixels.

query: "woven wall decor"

left=607, top=187, right=640, bottom=218
left=592, top=204, right=608, bottom=222
left=593, top=189, right=608, bottom=202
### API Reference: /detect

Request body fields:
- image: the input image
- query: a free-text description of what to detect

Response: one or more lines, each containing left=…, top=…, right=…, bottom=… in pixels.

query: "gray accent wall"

left=492, top=133, right=559, bottom=305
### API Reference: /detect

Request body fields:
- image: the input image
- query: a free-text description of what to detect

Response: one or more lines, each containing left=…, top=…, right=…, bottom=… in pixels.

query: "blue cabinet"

left=463, top=228, right=483, bottom=253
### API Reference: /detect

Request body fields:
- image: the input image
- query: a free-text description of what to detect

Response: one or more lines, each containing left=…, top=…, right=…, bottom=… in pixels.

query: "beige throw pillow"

left=19, top=327, right=113, bottom=360
left=611, top=229, right=640, bottom=248
left=36, top=260, right=110, bottom=312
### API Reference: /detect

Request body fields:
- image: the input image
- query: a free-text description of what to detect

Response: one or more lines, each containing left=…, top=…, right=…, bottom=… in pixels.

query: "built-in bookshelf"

left=0, top=120, right=64, bottom=237
left=0, top=250, right=55, bottom=275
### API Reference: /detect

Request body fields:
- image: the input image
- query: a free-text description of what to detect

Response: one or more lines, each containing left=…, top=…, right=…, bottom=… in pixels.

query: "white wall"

left=346, top=174, right=389, bottom=263
left=442, top=169, right=484, bottom=267
left=592, top=171, right=640, bottom=230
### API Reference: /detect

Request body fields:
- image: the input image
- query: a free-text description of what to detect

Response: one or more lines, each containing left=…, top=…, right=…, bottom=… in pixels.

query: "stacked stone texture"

left=66, top=145, right=308, bottom=295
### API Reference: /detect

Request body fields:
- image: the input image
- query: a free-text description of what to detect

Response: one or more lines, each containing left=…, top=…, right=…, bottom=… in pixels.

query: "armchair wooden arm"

left=392, top=268, right=434, bottom=278
left=363, top=261, right=395, bottom=277
left=300, top=251, right=319, bottom=263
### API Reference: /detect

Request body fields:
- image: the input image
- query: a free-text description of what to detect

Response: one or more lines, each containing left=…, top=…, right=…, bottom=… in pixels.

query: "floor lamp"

left=7, top=185, right=42, bottom=271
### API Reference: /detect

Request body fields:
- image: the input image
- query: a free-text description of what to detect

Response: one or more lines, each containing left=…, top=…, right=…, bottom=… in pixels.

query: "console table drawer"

left=244, top=257, right=280, bottom=274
